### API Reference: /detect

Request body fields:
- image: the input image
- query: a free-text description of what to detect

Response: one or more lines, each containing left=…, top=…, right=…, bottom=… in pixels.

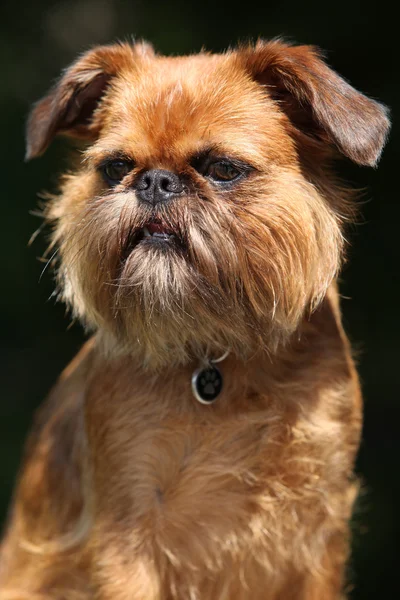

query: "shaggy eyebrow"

left=84, top=149, right=134, bottom=169
left=189, top=145, right=257, bottom=171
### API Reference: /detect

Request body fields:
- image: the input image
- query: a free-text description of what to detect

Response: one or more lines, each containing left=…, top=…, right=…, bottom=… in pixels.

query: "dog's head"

left=27, top=40, right=389, bottom=367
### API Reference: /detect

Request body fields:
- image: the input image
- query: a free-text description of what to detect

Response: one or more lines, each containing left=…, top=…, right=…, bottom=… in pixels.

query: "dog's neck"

left=94, top=327, right=251, bottom=373
left=85, top=287, right=348, bottom=406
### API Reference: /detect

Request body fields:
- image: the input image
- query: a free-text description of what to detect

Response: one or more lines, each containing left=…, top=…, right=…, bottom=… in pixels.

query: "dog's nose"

left=135, top=169, right=183, bottom=205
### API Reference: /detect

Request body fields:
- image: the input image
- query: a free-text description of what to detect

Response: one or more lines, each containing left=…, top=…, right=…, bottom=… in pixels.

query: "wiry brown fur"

left=0, top=39, right=389, bottom=598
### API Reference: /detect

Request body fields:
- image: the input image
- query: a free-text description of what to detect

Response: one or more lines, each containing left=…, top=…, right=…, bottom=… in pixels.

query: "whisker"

left=39, top=247, right=60, bottom=282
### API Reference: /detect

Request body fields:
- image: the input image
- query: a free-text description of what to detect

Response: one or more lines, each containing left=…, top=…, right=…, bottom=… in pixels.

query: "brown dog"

left=0, top=39, right=389, bottom=599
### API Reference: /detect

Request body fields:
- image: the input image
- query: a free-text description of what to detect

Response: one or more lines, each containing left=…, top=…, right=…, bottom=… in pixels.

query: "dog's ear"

left=241, top=40, right=390, bottom=166
left=26, top=42, right=154, bottom=160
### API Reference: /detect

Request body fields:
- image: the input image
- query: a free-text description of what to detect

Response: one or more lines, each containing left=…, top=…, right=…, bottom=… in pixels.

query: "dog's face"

left=27, top=41, right=389, bottom=367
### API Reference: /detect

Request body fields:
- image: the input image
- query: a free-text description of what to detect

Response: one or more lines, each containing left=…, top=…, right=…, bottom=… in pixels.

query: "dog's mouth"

left=141, top=221, right=176, bottom=242
left=122, top=218, right=185, bottom=260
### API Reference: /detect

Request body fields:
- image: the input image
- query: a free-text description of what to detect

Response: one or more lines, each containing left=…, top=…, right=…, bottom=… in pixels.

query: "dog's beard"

left=55, top=173, right=343, bottom=367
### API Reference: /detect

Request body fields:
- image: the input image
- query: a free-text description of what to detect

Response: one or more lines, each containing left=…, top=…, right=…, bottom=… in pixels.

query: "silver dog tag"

left=191, top=365, right=223, bottom=404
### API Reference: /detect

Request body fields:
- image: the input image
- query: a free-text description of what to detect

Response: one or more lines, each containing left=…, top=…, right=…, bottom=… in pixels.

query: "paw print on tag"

left=192, top=365, right=223, bottom=404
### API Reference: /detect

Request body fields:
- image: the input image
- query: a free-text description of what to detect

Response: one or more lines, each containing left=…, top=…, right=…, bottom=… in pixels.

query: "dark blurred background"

left=0, top=0, right=397, bottom=596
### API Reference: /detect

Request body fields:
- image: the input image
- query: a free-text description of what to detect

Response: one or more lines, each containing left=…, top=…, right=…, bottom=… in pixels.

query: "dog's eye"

left=206, top=161, right=241, bottom=183
left=191, top=153, right=252, bottom=185
left=102, top=160, right=133, bottom=185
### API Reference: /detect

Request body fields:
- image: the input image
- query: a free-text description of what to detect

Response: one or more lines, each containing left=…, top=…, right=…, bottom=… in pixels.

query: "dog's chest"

left=86, top=375, right=290, bottom=537
left=83, top=365, right=353, bottom=598
left=92, top=406, right=277, bottom=526
left=89, top=398, right=287, bottom=595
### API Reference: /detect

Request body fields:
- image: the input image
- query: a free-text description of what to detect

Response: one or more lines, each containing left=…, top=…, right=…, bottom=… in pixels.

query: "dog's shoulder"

left=2, top=341, right=93, bottom=544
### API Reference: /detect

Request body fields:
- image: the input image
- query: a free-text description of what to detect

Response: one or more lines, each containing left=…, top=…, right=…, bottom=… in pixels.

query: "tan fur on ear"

left=241, top=39, right=390, bottom=166
left=25, top=42, right=153, bottom=160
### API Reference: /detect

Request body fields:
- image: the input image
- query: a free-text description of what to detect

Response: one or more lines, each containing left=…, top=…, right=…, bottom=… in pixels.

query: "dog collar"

left=191, top=349, right=230, bottom=405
